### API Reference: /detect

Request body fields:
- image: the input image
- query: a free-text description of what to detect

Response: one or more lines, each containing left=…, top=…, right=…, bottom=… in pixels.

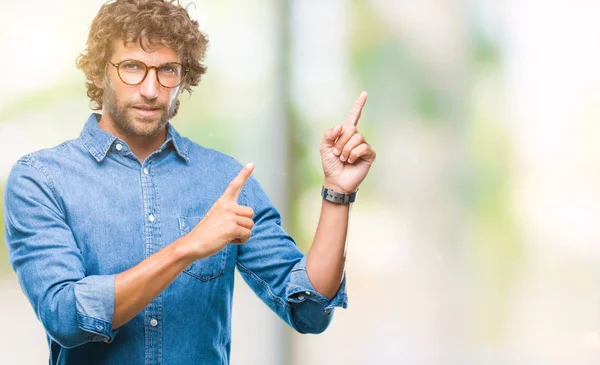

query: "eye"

left=159, top=64, right=179, bottom=75
left=121, top=61, right=144, bottom=72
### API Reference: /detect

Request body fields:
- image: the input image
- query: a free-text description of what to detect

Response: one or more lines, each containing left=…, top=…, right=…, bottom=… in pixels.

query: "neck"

left=98, top=113, right=168, bottom=162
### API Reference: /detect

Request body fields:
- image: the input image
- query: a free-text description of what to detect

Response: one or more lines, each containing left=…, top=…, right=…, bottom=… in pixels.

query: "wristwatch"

left=321, top=186, right=358, bottom=204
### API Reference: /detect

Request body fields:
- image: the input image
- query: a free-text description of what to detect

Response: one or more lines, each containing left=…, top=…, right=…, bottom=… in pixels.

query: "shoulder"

left=7, top=140, right=80, bottom=192
left=10, top=139, right=79, bottom=178
left=5, top=141, right=76, bottom=206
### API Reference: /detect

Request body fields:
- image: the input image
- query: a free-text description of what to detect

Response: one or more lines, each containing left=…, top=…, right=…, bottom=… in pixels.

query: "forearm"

left=306, top=198, right=350, bottom=299
left=113, top=235, right=195, bottom=329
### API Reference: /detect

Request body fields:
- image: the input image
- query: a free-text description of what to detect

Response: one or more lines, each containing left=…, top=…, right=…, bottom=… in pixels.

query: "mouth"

left=131, top=105, right=162, bottom=118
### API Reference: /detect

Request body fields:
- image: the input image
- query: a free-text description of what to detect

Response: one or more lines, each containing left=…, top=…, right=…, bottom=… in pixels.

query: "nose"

left=139, top=68, right=160, bottom=100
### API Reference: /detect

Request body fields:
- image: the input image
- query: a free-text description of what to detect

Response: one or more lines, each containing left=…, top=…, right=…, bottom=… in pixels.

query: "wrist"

left=322, top=181, right=355, bottom=194
left=174, top=233, right=201, bottom=263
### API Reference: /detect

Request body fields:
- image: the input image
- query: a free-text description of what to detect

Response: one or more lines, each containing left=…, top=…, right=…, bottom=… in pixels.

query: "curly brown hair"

left=76, top=0, right=209, bottom=110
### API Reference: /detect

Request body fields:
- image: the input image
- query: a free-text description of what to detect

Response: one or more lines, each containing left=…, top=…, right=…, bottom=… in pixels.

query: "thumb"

left=322, top=125, right=343, bottom=146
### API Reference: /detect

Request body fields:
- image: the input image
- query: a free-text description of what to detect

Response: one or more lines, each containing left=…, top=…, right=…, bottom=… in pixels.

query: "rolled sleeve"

left=285, top=256, right=348, bottom=310
left=284, top=256, right=348, bottom=333
left=75, top=275, right=119, bottom=343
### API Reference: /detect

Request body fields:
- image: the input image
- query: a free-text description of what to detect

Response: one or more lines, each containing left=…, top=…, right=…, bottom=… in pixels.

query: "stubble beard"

left=103, top=80, right=178, bottom=138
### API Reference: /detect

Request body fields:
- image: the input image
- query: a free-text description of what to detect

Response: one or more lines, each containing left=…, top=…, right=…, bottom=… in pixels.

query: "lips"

left=132, top=105, right=161, bottom=118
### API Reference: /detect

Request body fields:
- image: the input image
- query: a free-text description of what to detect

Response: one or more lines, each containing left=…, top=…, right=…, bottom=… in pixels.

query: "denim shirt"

left=4, top=114, right=347, bottom=365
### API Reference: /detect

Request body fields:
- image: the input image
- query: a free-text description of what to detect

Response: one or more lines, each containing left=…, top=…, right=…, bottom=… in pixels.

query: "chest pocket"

left=179, top=216, right=228, bottom=281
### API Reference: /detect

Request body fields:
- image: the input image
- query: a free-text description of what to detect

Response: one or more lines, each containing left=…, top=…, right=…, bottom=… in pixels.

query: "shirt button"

left=149, top=214, right=155, bottom=222
left=305, top=291, right=311, bottom=295
left=150, top=318, right=158, bottom=327
left=143, top=168, right=149, bottom=175
left=298, top=295, right=305, bottom=301
left=115, top=143, right=123, bottom=151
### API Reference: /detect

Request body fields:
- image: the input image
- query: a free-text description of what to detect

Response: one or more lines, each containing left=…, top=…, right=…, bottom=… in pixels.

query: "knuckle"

left=241, top=207, right=252, bottom=218
left=335, top=141, right=347, bottom=151
left=227, top=181, right=239, bottom=191
left=344, top=129, right=356, bottom=140
left=227, top=220, right=237, bottom=231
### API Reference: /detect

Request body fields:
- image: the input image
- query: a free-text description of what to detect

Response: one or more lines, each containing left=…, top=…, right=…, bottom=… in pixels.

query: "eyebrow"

left=113, top=59, right=182, bottom=65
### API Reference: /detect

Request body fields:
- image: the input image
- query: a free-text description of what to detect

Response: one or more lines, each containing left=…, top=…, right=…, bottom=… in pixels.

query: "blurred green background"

left=3, top=0, right=600, bottom=364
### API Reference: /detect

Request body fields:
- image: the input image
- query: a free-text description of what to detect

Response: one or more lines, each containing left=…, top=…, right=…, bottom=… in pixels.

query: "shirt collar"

left=165, top=122, right=189, bottom=161
left=80, top=113, right=189, bottom=162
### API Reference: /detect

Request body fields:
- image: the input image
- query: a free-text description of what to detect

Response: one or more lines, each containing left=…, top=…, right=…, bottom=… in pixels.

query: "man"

left=4, top=0, right=376, bottom=364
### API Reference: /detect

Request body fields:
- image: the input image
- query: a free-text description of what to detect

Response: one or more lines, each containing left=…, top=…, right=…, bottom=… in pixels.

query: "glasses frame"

left=108, top=59, right=189, bottom=88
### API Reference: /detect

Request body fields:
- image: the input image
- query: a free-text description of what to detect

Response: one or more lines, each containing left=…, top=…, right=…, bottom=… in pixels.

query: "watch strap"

left=321, top=186, right=358, bottom=204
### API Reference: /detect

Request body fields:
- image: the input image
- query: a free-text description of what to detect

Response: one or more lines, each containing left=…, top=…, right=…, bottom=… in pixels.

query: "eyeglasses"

left=108, top=59, right=189, bottom=88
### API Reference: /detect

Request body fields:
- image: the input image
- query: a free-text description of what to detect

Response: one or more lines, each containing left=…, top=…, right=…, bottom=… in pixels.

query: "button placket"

left=143, top=165, right=155, bottom=224
left=140, top=158, right=162, bottom=363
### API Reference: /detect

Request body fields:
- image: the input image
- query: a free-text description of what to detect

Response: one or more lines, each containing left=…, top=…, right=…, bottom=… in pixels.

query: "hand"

left=320, top=91, right=376, bottom=193
left=187, top=162, right=256, bottom=259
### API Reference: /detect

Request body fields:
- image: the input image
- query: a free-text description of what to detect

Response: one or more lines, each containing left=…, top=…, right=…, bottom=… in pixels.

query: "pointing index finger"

left=224, top=162, right=255, bottom=200
left=346, top=91, right=368, bottom=127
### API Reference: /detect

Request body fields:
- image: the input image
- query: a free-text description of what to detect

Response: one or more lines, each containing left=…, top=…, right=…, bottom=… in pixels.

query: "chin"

left=137, top=119, right=168, bottom=137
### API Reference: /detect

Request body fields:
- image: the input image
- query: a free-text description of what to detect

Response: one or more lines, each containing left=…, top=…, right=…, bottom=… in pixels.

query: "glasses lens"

left=157, top=63, right=184, bottom=87
left=117, top=60, right=147, bottom=85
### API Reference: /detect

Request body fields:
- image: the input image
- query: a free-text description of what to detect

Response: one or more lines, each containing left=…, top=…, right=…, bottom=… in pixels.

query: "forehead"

left=111, top=39, right=180, bottom=64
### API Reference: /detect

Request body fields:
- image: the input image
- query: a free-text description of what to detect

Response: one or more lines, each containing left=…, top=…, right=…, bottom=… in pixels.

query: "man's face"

left=99, top=39, right=182, bottom=138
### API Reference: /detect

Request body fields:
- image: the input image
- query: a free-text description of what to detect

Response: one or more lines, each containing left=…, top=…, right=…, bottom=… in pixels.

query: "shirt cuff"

left=285, top=256, right=348, bottom=311
left=74, top=274, right=119, bottom=343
